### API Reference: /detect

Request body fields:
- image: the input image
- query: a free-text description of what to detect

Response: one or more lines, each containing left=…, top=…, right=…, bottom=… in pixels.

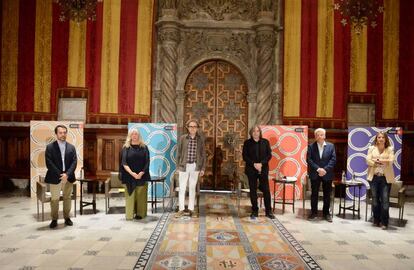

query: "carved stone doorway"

left=184, top=60, right=248, bottom=190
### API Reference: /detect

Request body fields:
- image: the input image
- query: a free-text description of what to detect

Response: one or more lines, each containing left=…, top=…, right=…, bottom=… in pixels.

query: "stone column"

left=247, top=92, right=258, bottom=131
left=273, top=0, right=283, bottom=124
left=152, top=89, right=162, bottom=122
left=157, top=9, right=180, bottom=123
left=175, top=89, right=186, bottom=135
left=255, top=12, right=276, bottom=125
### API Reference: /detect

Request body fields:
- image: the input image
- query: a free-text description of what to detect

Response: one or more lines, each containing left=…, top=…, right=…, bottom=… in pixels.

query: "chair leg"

left=302, top=199, right=305, bottom=217
left=37, top=200, right=39, bottom=221
left=197, top=195, right=200, bottom=214
left=74, top=197, right=77, bottom=217
left=105, top=197, right=108, bottom=214
left=42, top=202, right=44, bottom=222
left=237, top=195, right=240, bottom=217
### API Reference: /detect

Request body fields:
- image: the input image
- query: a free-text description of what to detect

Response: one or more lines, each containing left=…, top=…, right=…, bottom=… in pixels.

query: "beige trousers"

left=49, top=181, right=73, bottom=220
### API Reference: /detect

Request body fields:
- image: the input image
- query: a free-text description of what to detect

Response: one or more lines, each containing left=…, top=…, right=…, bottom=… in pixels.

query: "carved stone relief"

left=154, top=0, right=283, bottom=129
left=178, top=0, right=258, bottom=21
left=181, top=30, right=254, bottom=69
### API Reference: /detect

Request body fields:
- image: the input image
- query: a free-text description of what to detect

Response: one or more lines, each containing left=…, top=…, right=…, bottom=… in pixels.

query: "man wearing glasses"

left=176, top=120, right=206, bottom=218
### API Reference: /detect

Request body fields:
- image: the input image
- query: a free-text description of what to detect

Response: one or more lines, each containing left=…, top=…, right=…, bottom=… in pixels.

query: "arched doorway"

left=184, top=60, right=248, bottom=190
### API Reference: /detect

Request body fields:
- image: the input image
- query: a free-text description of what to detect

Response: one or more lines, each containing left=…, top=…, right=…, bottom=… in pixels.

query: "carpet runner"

left=134, top=193, right=321, bottom=270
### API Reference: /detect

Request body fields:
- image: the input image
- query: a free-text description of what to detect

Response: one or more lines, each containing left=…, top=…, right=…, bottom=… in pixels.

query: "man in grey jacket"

left=176, top=120, right=206, bottom=218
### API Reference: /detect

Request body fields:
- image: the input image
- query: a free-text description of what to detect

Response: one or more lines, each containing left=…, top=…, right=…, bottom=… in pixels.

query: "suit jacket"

left=177, top=133, right=206, bottom=172
left=366, top=145, right=395, bottom=183
left=242, top=138, right=272, bottom=175
left=45, top=141, right=77, bottom=184
left=307, top=141, right=336, bottom=181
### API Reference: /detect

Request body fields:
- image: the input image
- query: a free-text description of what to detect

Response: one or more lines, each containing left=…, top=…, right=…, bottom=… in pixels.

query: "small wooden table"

left=338, top=180, right=364, bottom=219
left=147, top=176, right=166, bottom=213
left=79, top=178, right=99, bottom=215
left=272, top=177, right=297, bottom=214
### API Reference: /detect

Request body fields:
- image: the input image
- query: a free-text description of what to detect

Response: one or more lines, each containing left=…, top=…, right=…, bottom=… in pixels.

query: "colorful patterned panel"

left=347, top=127, right=403, bottom=200
left=128, top=123, right=177, bottom=198
left=261, top=126, right=308, bottom=200
left=30, top=121, right=84, bottom=197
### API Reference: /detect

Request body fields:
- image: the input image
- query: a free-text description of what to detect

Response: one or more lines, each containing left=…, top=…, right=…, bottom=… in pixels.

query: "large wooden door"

left=184, top=60, right=248, bottom=190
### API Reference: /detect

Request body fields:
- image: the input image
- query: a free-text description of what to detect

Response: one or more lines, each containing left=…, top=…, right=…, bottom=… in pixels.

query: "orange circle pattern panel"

left=261, top=126, right=308, bottom=200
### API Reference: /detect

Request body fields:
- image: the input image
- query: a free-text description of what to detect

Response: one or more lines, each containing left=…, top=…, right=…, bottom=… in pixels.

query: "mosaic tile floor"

left=0, top=193, right=414, bottom=269
left=136, top=194, right=319, bottom=270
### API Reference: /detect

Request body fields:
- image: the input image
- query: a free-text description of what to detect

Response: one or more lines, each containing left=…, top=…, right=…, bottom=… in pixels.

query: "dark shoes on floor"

left=324, top=215, right=333, bottom=223
left=266, top=213, right=275, bottom=219
left=134, top=215, right=143, bottom=220
left=50, top=218, right=73, bottom=228
left=250, top=212, right=258, bottom=219
left=64, top=218, right=73, bottom=226
left=308, top=213, right=317, bottom=221
left=49, top=220, right=58, bottom=229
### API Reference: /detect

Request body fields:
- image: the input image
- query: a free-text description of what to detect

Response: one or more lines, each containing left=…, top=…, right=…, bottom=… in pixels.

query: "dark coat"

left=242, top=138, right=272, bottom=176
left=307, top=141, right=336, bottom=181
left=121, top=145, right=150, bottom=195
left=45, top=141, right=77, bottom=184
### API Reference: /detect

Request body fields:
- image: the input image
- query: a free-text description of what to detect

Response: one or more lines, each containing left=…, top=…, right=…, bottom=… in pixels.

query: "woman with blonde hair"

left=120, top=128, right=150, bottom=220
left=366, top=131, right=395, bottom=230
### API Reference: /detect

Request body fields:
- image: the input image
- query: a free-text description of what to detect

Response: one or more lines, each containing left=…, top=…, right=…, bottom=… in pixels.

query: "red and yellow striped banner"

left=0, top=0, right=155, bottom=118
left=283, top=0, right=414, bottom=123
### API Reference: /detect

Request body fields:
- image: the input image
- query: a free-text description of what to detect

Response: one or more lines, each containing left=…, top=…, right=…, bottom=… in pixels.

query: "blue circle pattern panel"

left=128, top=123, right=177, bottom=199
left=346, top=127, right=402, bottom=200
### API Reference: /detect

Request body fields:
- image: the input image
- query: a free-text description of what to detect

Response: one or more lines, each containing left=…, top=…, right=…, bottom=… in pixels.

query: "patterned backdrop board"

left=128, top=123, right=177, bottom=199
left=261, top=126, right=308, bottom=200
left=30, top=121, right=84, bottom=197
left=347, top=127, right=403, bottom=200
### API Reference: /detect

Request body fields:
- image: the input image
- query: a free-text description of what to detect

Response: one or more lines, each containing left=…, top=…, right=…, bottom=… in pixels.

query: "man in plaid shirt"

left=175, top=120, right=206, bottom=218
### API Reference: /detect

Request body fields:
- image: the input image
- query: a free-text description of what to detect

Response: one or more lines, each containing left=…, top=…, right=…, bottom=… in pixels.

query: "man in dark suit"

left=307, top=128, right=336, bottom=222
left=242, top=125, right=275, bottom=219
left=45, top=125, right=77, bottom=228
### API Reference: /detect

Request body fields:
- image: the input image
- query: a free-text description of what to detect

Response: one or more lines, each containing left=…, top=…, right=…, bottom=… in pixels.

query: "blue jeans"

left=370, top=176, right=391, bottom=226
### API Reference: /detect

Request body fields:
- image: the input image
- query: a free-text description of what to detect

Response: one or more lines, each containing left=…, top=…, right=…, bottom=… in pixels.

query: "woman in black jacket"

left=242, top=125, right=275, bottom=219
left=121, top=128, right=150, bottom=220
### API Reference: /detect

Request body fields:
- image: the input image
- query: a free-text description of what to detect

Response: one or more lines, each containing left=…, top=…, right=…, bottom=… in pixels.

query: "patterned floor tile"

left=393, top=253, right=410, bottom=259
left=135, top=194, right=316, bottom=270
left=353, top=254, right=369, bottom=260
left=152, top=255, right=197, bottom=270
left=257, top=254, right=304, bottom=270
left=206, top=231, right=241, bottom=244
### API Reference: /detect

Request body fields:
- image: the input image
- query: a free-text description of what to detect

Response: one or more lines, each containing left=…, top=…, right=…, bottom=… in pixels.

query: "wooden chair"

left=36, top=176, right=77, bottom=221
left=104, top=172, right=125, bottom=214
left=169, top=171, right=201, bottom=214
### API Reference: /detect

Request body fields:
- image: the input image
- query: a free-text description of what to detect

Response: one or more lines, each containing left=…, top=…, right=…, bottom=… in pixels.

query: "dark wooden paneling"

left=90, top=129, right=127, bottom=179
left=0, top=127, right=30, bottom=190
left=0, top=127, right=413, bottom=192
left=401, top=133, right=414, bottom=184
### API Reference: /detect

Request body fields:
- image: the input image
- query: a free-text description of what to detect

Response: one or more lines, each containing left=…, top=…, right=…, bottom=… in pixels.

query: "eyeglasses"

left=188, top=126, right=198, bottom=128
